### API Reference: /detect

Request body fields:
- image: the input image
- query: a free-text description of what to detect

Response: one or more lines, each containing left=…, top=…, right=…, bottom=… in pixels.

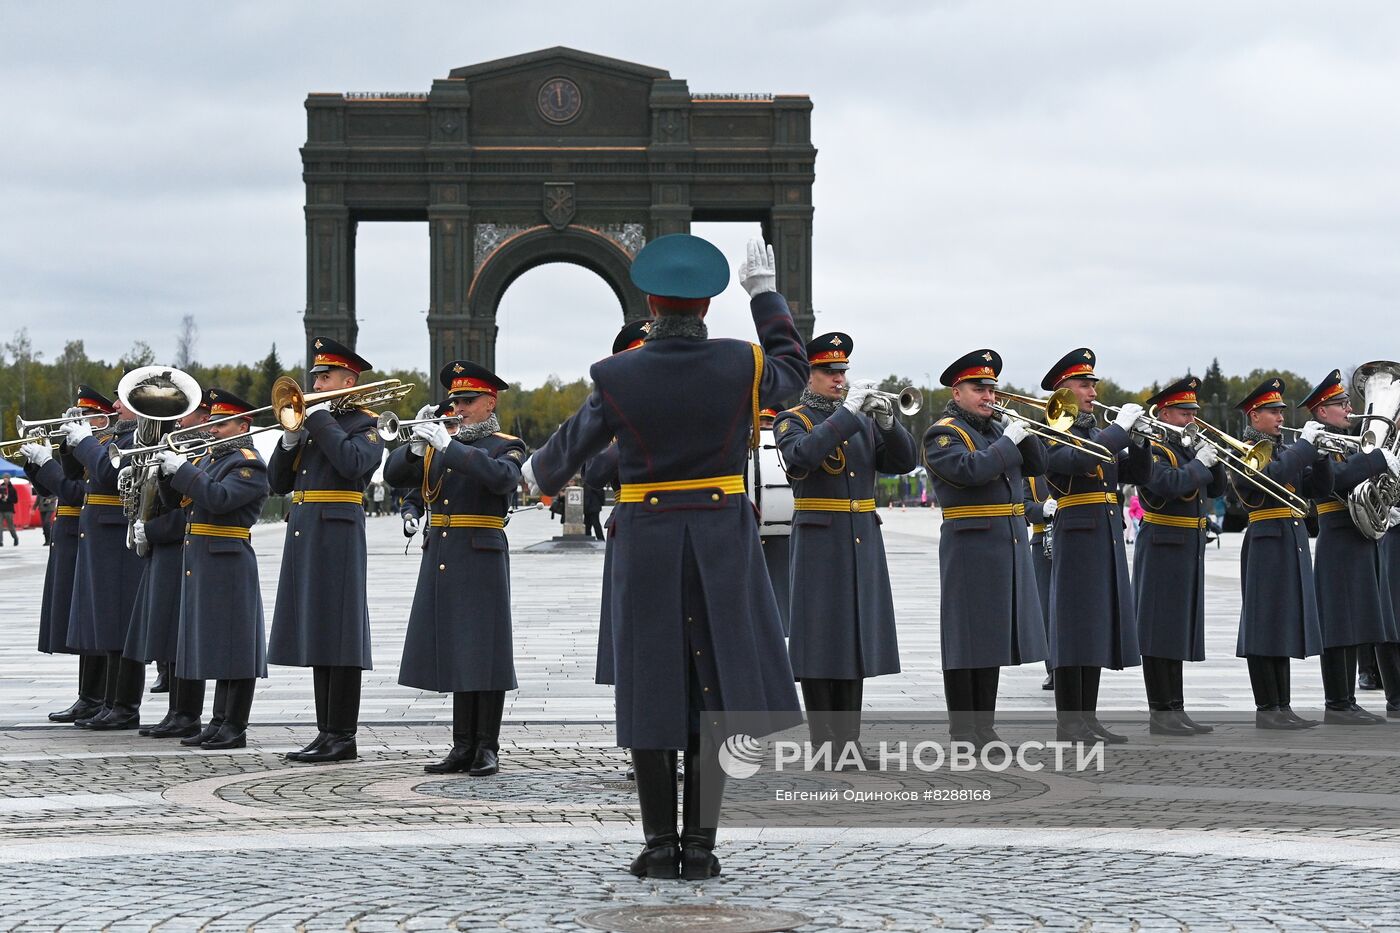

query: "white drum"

left=747, top=428, right=793, bottom=537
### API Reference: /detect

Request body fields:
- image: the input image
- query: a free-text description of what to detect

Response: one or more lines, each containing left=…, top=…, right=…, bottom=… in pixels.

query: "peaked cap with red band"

left=940, top=348, right=1002, bottom=387
left=308, top=336, right=372, bottom=375
left=1146, top=375, right=1201, bottom=411
left=439, top=360, right=508, bottom=400
left=807, top=332, right=852, bottom=371
left=1235, top=377, right=1288, bottom=413
left=612, top=320, right=652, bottom=355
left=206, top=388, right=257, bottom=419
left=74, top=384, right=115, bottom=414
left=1299, top=369, right=1348, bottom=411
left=1041, top=348, right=1100, bottom=391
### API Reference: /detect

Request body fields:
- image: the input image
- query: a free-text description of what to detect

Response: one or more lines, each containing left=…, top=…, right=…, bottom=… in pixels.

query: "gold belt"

left=187, top=523, right=251, bottom=539
left=84, top=494, right=123, bottom=507
left=795, top=497, right=877, bottom=513
left=56, top=506, right=82, bottom=518
left=1249, top=507, right=1299, bottom=523
left=1057, top=492, right=1119, bottom=509
left=429, top=514, right=506, bottom=529
left=1315, top=501, right=1347, bottom=515
left=617, top=474, right=747, bottom=504
left=1031, top=523, right=1046, bottom=534
left=291, top=490, right=365, bottom=505
left=1142, top=511, right=1207, bottom=530
left=942, top=503, right=1025, bottom=520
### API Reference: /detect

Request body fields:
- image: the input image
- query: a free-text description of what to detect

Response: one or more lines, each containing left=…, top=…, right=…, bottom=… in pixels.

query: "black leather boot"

left=1322, top=647, right=1380, bottom=725
left=680, top=742, right=724, bottom=881
left=297, top=667, right=358, bottom=763
left=184, top=680, right=227, bottom=746
left=944, top=669, right=978, bottom=745
left=1374, top=642, right=1400, bottom=717
left=970, top=667, right=1002, bottom=746
left=629, top=749, right=680, bottom=879
left=287, top=666, right=331, bottom=761
left=201, top=679, right=254, bottom=750
left=800, top=679, right=835, bottom=763
left=151, top=660, right=170, bottom=694
left=1358, top=644, right=1382, bottom=690
left=1054, top=667, right=1096, bottom=742
left=425, top=691, right=476, bottom=774
left=1271, top=657, right=1318, bottom=728
left=153, top=678, right=204, bottom=738
left=1168, top=659, right=1213, bottom=733
left=52, top=656, right=106, bottom=723
left=468, top=690, right=504, bottom=776
left=1145, top=657, right=1195, bottom=735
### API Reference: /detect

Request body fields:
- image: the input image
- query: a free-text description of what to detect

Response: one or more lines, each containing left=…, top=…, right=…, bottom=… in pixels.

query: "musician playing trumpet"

left=775, top=333, right=917, bottom=766
left=1300, top=370, right=1400, bottom=724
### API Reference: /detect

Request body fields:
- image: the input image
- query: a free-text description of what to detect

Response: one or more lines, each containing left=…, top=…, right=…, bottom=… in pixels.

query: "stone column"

left=303, top=195, right=358, bottom=368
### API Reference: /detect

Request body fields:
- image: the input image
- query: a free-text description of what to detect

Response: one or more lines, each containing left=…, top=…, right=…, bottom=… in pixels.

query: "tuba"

left=116, top=366, right=202, bottom=556
left=1346, top=361, right=1400, bottom=540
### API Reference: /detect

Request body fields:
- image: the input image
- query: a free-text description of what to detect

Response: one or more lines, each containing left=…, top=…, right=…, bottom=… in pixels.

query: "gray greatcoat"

left=267, top=409, right=381, bottom=669
left=1236, top=436, right=1333, bottom=658
left=122, top=488, right=186, bottom=664
left=383, top=431, right=526, bottom=693
left=586, top=442, right=622, bottom=686
left=774, top=404, right=915, bottom=680
left=923, top=412, right=1049, bottom=670
left=1384, top=525, right=1400, bottom=622
left=28, top=452, right=86, bottom=655
left=168, top=444, right=270, bottom=679
left=1133, top=438, right=1227, bottom=661
left=66, top=425, right=145, bottom=653
left=530, top=291, right=808, bottom=750
left=1312, top=449, right=1399, bottom=648
left=1043, top=422, right=1151, bottom=670
left=1023, top=476, right=1053, bottom=641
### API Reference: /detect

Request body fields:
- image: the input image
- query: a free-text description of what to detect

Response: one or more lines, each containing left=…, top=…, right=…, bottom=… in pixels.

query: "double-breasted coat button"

left=849, top=471, right=856, bottom=477
left=711, top=493, right=720, bottom=501
left=439, top=564, right=446, bottom=571
left=649, top=497, right=659, bottom=505
left=294, top=530, right=300, bottom=537
left=185, top=570, right=192, bottom=577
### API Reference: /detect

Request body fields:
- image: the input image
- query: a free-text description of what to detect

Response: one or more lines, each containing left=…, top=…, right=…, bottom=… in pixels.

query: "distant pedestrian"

left=0, top=477, right=19, bottom=546
left=38, top=493, right=56, bottom=546
left=371, top=481, right=387, bottom=516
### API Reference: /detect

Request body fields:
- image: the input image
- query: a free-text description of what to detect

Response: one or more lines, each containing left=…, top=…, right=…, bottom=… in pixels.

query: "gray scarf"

left=209, top=433, right=257, bottom=461
left=1073, top=412, right=1097, bottom=432
left=799, top=388, right=840, bottom=414
left=113, top=419, right=137, bottom=435
left=1243, top=424, right=1280, bottom=447
left=944, top=399, right=994, bottom=433
left=456, top=413, right=501, bottom=444
left=644, top=316, right=708, bottom=342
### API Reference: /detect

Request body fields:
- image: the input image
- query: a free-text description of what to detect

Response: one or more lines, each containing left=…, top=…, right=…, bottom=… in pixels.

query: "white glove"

left=280, top=428, right=306, bottom=449
left=521, top=456, right=541, bottom=496
left=1300, top=421, right=1324, bottom=444
left=1194, top=441, right=1219, bottom=469
left=1384, top=449, right=1400, bottom=477
left=155, top=450, right=183, bottom=476
left=862, top=394, right=895, bottom=430
left=1002, top=419, right=1030, bottom=445
left=61, top=419, right=93, bottom=445
left=1112, top=403, right=1144, bottom=432
left=403, top=516, right=419, bottom=538
left=416, top=403, right=436, bottom=421
left=843, top=380, right=877, bottom=417
left=413, top=421, right=452, bottom=452
left=20, top=442, right=52, bottom=466
left=131, top=521, right=147, bottom=547
left=305, top=402, right=332, bottom=417
left=1042, top=497, right=1058, bottom=518
left=409, top=436, right=428, bottom=457
left=1388, top=507, right=1400, bottom=530
left=737, top=237, right=777, bottom=297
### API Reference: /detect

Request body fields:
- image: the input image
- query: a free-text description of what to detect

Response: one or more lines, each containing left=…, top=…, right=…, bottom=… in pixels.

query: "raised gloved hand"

left=280, top=428, right=306, bottom=449
left=60, top=419, right=93, bottom=446
left=1300, top=421, right=1325, bottom=444
left=1042, top=497, right=1058, bottom=518
left=737, top=237, right=777, bottom=297
left=1002, top=419, right=1030, bottom=445
left=131, top=521, right=147, bottom=548
left=155, top=450, right=183, bottom=476
left=403, top=515, right=419, bottom=538
left=20, top=442, right=52, bottom=466
left=863, top=394, right=895, bottom=430
left=1193, top=441, right=1219, bottom=468
left=413, top=421, right=452, bottom=452
left=521, top=456, right=541, bottom=496
left=1384, top=449, right=1400, bottom=477
left=1112, top=403, right=1144, bottom=432
left=843, top=380, right=877, bottom=418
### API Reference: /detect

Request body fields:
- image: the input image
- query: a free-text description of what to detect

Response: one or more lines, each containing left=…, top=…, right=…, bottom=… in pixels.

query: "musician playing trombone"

left=1131, top=377, right=1225, bottom=735
left=775, top=332, right=917, bottom=766
left=924, top=350, right=1048, bottom=747
left=268, top=337, right=384, bottom=763
left=383, top=361, right=526, bottom=777
left=1232, top=378, right=1332, bottom=729
left=1299, top=370, right=1400, bottom=723
left=1039, top=348, right=1151, bottom=744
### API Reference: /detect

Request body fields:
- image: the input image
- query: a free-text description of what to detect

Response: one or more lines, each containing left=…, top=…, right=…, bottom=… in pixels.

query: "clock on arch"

left=537, top=76, right=582, bottom=125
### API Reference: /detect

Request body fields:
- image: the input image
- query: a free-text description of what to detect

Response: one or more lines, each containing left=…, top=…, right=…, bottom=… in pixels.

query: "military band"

left=18, top=246, right=1400, bottom=885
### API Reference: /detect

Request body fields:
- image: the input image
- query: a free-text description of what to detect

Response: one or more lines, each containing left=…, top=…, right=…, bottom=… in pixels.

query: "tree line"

left=0, top=326, right=1319, bottom=450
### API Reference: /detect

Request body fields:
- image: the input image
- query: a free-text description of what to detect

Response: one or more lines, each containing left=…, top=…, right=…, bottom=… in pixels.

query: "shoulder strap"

left=1150, top=441, right=1179, bottom=469
left=783, top=405, right=814, bottom=432
left=934, top=417, right=976, bottom=451
left=749, top=342, right=763, bottom=450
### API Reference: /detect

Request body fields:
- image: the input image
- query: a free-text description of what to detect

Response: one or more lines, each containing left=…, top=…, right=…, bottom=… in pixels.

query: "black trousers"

left=173, top=677, right=206, bottom=718
left=79, top=654, right=105, bottom=704
left=310, top=665, right=361, bottom=735
left=1053, top=665, right=1102, bottom=715
left=584, top=511, right=604, bottom=541
left=1142, top=655, right=1186, bottom=712
left=450, top=690, right=506, bottom=753
left=103, top=652, right=145, bottom=711
left=1320, top=645, right=1360, bottom=709
left=1376, top=643, right=1400, bottom=707
left=800, top=677, right=865, bottom=747
left=1245, top=655, right=1294, bottom=710
left=943, top=667, right=1000, bottom=738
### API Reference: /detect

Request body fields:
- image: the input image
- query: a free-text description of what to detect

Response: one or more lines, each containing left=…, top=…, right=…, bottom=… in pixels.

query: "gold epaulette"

left=240, top=448, right=258, bottom=460
left=779, top=406, right=813, bottom=431
left=492, top=431, right=520, bottom=440
left=932, top=417, right=975, bottom=451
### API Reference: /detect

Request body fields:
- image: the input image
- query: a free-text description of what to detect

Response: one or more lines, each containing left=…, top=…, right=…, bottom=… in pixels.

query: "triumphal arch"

left=300, top=47, right=817, bottom=374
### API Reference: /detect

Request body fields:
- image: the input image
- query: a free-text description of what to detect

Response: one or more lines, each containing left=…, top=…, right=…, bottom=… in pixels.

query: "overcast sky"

left=2, top=1, right=1397, bottom=392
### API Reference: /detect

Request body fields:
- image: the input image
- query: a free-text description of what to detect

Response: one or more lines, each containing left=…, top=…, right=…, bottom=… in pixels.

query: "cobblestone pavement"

left=2, top=511, right=1397, bottom=930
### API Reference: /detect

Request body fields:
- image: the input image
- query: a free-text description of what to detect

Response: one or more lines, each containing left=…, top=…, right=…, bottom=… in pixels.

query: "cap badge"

left=314, top=339, right=324, bottom=349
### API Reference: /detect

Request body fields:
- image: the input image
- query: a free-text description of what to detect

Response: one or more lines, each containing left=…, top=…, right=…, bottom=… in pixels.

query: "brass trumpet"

left=992, top=388, right=1115, bottom=462
left=0, top=432, right=47, bottom=460
left=375, top=411, right=462, bottom=443
left=1092, top=401, right=1201, bottom=446
left=1280, top=425, right=1364, bottom=455
left=14, top=410, right=112, bottom=438
left=1193, top=417, right=1309, bottom=515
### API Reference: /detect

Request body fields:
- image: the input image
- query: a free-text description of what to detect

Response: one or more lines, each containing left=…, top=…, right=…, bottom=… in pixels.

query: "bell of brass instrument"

left=991, top=388, right=1115, bottom=463
left=116, top=366, right=203, bottom=556
left=375, top=411, right=462, bottom=443
left=1193, top=416, right=1310, bottom=516
left=270, top=376, right=415, bottom=432
left=1346, top=361, right=1400, bottom=540
left=861, top=386, right=923, bottom=418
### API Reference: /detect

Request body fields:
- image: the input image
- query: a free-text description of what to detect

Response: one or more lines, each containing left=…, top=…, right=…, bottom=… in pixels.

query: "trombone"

left=269, top=375, right=415, bottom=431
left=992, top=389, right=1115, bottom=463
left=1192, top=417, right=1309, bottom=515
left=375, top=411, right=461, bottom=443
